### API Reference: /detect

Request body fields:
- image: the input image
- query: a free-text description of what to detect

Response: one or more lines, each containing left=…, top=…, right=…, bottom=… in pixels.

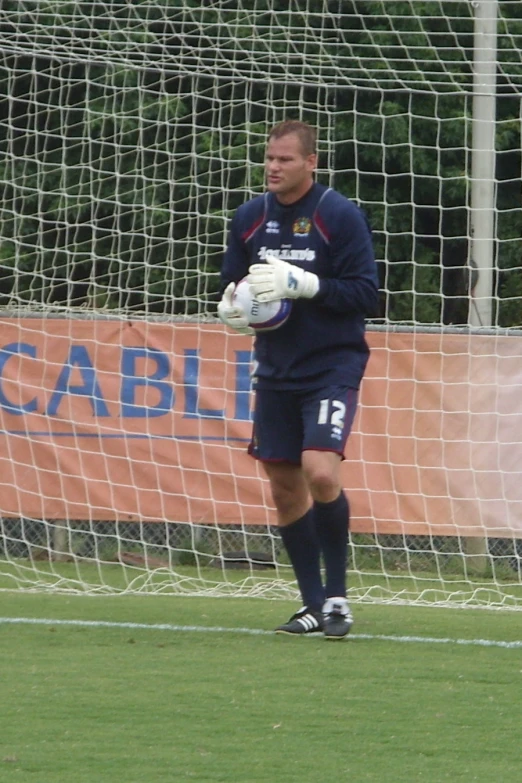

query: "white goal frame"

left=1, top=1, right=522, bottom=609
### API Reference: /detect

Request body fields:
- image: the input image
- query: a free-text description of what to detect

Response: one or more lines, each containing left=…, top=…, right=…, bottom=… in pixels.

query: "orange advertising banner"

left=0, top=319, right=520, bottom=536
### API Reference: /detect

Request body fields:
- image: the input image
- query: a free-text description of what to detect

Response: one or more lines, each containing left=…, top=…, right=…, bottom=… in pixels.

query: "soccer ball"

left=232, top=278, right=292, bottom=332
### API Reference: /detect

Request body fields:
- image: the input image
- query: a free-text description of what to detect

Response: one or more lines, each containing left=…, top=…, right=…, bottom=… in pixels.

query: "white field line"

left=1, top=616, right=521, bottom=649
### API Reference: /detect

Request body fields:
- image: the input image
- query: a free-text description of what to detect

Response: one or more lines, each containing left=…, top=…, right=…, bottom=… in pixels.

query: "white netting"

left=0, top=1, right=522, bottom=607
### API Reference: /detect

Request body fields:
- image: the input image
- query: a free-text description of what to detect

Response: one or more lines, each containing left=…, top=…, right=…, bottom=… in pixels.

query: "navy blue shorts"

left=248, top=386, right=359, bottom=464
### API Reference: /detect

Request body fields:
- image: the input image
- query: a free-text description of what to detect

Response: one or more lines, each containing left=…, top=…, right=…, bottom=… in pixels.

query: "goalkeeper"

left=218, top=120, right=378, bottom=639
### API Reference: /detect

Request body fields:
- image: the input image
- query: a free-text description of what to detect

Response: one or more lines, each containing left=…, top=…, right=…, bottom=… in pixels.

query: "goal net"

left=1, top=0, right=522, bottom=608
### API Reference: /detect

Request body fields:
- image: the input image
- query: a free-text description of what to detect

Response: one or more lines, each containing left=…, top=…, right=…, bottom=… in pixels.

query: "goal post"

left=466, top=0, right=498, bottom=571
left=1, top=0, right=522, bottom=608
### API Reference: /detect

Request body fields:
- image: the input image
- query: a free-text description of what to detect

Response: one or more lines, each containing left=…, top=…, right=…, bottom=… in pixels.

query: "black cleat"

left=275, top=606, right=324, bottom=635
left=323, top=597, right=353, bottom=640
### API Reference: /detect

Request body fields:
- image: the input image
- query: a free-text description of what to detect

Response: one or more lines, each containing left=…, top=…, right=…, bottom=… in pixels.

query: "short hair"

left=268, top=120, right=317, bottom=157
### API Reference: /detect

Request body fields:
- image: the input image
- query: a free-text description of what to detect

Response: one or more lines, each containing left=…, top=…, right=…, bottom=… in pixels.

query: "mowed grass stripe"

left=1, top=615, right=522, bottom=649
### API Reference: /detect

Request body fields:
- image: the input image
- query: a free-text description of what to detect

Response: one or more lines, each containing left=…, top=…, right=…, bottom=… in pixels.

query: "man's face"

left=265, top=133, right=316, bottom=204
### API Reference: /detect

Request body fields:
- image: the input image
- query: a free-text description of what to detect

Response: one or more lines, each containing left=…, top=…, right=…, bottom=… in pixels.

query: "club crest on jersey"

left=293, top=217, right=311, bottom=237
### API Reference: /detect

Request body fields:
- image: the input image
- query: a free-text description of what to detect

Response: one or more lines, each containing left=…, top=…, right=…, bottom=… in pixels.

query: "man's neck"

left=274, top=181, right=315, bottom=207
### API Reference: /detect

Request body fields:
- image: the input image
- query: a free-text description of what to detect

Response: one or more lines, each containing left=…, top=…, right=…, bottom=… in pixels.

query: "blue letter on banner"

left=121, top=347, right=173, bottom=418
left=183, top=349, right=224, bottom=419
left=46, top=345, right=110, bottom=417
left=0, top=342, right=38, bottom=415
left=234, top=350, right=253, bottom=422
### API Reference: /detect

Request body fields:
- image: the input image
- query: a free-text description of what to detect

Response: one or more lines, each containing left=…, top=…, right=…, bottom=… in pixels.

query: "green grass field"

left=1, top=591, right=521, bottom=783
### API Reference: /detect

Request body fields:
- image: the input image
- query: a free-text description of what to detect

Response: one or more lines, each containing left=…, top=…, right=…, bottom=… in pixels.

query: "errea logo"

left=266, top=221, right=280, bottom=234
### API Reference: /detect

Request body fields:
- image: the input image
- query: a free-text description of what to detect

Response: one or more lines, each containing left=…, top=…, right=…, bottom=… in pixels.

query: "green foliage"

left=0, top=1, right=520, bottom=324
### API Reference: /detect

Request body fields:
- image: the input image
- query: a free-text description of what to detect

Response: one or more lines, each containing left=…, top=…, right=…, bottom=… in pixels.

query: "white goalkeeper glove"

left=247, top=255, right=320, bottom=302
left=217, top=282, right=254, bottom=335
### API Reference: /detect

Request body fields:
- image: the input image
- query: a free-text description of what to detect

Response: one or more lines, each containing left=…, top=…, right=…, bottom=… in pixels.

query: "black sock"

left=279, top=509, right=325, bottom=612
left=314, top=491, right=349, bottom=598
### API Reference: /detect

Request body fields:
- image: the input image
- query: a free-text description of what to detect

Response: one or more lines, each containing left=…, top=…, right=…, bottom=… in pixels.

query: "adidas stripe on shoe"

left=275, top=607, right=324, bottom=635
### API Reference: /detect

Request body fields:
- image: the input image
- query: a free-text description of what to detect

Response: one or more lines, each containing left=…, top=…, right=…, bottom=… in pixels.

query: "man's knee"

left=309, top=472, right=339, bottom=501
left=302, top=451, right=342, bottom=503
left=271, top=484, right=301, bottom=518
left=263, top=462, right=309, bottom=523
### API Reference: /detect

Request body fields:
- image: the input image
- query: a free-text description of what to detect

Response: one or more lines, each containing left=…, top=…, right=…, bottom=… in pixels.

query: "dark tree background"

left=0, top=0, right=520, bottom=325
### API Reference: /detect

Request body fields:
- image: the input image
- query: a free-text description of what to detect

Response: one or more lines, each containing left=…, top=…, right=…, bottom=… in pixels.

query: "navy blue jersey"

left=221, top=182, right=379, bottom=390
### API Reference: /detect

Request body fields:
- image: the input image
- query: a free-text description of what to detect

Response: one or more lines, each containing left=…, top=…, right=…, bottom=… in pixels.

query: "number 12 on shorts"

left=317, top=399, right=346, bottom=429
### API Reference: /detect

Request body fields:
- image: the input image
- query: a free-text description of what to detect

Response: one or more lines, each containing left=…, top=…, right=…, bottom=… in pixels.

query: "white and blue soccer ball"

left=232, top=278, right=292, bottom=332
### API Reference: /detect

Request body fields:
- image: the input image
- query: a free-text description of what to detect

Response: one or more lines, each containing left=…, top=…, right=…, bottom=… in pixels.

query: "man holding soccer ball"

left=218, top=120, right=379, bottom=639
